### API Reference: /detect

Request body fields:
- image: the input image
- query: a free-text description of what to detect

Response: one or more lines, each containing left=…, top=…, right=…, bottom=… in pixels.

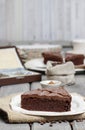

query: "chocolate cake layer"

left=21, top=87, right=71, bottom=112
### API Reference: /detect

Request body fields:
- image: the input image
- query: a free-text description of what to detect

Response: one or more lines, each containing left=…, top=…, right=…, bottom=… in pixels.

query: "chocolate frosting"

left=22, top=87, right=71, bottom=101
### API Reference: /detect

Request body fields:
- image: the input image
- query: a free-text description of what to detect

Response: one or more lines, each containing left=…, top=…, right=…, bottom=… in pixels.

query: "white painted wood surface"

left=0, top=0, right=85, bottom=42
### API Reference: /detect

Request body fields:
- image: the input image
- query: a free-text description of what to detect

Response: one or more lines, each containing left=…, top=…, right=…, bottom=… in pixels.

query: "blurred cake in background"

left=65, top=53, right=84, bottom=65
left=42, top=51, right=63, bottom=64
left=17, top=44, right=62, bottom=63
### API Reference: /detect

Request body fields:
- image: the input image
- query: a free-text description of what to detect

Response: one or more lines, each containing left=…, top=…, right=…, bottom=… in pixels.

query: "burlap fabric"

left=0, top=93, right=85, bottom=123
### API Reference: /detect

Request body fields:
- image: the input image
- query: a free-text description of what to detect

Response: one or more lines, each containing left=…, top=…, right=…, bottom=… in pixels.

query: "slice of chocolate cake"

left=42, top=51, right=63, bottom=64
left=65, top=53, right=84, bottom=65
left=21, top=87, right=72, bottom=112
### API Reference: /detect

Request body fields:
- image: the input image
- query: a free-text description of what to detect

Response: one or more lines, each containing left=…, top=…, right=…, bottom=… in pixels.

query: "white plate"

left=24, top=58, right=46, bottom=72
left=10, top=93, right=85, bottom=116
left=24, top=58, right=85, bottom=73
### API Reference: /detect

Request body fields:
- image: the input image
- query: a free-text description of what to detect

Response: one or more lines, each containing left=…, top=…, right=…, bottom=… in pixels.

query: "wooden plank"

left=33, top=0, right=43, bottom=41
left=0, top=83, right=29, bottom=97
left=72, top=120, right=85, bottom=130
left=65, top=75, right=85, bottom=96
left=42, top=0, right=51, bottom=40
left=0, top=83, right=30, bottom=130
left=31, top=81, right=41, bottom=90
left=63, top=0, right=71, bottom=40
left=33, top=122, right=71, bottom=130
left=6, top=0, right=23, bottom=41
left=1, top=0, right=85, bottom=41
left=0, top=119, right=30, bottom=130
left=23, top=0, right=35, bottom=41
left=0, top=0, right=6, bottom=40
left=31, top=75, right=49, bottom=90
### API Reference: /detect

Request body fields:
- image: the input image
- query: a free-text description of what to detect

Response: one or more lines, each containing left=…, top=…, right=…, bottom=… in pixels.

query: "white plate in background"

left=24, top=58, right=46, bottom=72
left=24, top=58, right=85, bottom=73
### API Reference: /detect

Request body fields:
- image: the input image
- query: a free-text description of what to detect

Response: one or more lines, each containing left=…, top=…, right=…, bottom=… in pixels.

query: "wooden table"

left=0, top=74, right=85, bottom=130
